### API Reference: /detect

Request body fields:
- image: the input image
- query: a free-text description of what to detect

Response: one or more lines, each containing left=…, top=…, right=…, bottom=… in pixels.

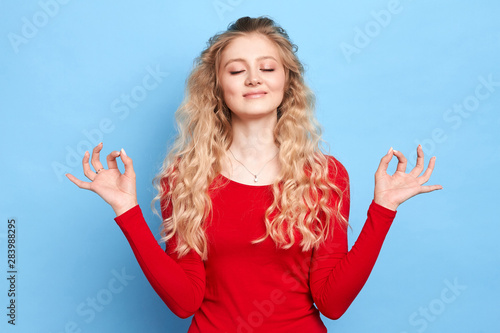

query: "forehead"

left=220, top=33, right=281, bottom=66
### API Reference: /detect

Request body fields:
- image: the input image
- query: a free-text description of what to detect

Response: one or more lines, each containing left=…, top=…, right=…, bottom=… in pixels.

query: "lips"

left=243, top=91, right=267, bottom=98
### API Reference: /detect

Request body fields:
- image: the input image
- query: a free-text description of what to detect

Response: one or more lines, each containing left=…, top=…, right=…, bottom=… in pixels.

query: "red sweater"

left=114, top=156, right=397, bottom=332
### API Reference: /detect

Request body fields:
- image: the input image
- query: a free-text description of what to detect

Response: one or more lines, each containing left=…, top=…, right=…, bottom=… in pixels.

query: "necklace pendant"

left=254, top=175, right=258, bottom=182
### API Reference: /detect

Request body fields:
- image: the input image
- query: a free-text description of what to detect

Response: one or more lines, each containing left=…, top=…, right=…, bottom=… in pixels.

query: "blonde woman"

left=67, top=16, right=442, bottom=333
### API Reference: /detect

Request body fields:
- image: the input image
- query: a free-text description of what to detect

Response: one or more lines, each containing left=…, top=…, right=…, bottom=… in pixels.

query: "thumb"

left=120, top=148, right=135, bottom=178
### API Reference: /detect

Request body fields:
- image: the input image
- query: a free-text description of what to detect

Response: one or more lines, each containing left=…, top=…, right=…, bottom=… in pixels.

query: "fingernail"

left=99, top=142, right=103, bottom=146
left=387, top=147, right=393, bottom=155
left=121, top=148, right=127, bottom=156
left=85, top=151, right=89, bottom=156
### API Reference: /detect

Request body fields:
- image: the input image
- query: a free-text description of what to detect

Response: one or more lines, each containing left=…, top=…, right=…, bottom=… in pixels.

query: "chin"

left=237, top=107, right=278, bottom=116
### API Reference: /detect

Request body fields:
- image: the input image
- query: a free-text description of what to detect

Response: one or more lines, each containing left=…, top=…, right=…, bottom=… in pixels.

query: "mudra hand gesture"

left=66, top=143, right=441, bottom=215
left=374, top=145, right=443, bottom=211
left=65, top=142, right=138, bottom=216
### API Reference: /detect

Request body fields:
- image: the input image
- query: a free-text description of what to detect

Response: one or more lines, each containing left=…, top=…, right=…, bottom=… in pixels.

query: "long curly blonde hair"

left=151, top=16, right=348, bottom=261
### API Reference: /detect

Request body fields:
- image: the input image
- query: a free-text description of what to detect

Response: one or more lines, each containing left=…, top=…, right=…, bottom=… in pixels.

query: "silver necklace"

left=228, top=148, right=279, bottom=183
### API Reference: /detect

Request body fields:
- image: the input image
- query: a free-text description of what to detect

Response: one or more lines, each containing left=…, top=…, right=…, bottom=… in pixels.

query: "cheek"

left=220, top=81, right=239, bottom=106
left=222, top=83, right=236, bottom=98
left=268, top=71, right=286, bottom=93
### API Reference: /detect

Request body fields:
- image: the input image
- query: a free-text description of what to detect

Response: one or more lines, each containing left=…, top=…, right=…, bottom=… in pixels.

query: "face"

left=218, top=33, right=286, bottom=121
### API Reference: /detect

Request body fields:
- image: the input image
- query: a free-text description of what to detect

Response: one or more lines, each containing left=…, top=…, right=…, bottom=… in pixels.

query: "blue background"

left=1, top=0, right=499, bottom=332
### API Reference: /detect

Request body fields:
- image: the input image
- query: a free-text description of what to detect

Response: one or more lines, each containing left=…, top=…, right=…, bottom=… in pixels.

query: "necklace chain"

left=228, top=148, right=279, bottom=183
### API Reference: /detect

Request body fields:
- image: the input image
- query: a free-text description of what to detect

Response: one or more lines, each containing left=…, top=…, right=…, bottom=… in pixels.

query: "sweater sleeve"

left=114, top=184, right=205, bottom=318
left=309, top=157, right=397, bottom=320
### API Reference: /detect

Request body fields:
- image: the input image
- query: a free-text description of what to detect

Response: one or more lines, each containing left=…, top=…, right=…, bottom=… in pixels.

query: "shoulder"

left=322, top=155, right=350, bottom=194
left=324, top=155, right=349, bottom=180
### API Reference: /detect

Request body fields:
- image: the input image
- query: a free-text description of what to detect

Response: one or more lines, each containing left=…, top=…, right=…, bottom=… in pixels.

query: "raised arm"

left=311, top=146, right=441, bottom=319
left=66, top=143, right=205, bottom=318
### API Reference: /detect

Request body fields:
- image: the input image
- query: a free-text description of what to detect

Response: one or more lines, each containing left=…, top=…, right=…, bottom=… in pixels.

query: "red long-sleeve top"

left=114, top=156, right=397, bottom=332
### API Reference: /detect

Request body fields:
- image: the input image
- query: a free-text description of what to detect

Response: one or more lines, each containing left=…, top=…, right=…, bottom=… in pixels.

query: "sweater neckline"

left=218, top=173, right=273, bottom=188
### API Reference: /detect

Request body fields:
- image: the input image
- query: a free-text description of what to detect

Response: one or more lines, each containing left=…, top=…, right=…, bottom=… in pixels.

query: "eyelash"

left=229, top=69, right=275, bottom=75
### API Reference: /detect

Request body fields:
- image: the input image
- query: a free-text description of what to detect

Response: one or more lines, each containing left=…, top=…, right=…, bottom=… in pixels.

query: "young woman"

left=66, top=16, right=442, bottom=333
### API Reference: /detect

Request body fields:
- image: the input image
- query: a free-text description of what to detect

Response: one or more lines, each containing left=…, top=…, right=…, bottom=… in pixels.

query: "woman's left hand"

left=373, top=145, right=443, bottom=211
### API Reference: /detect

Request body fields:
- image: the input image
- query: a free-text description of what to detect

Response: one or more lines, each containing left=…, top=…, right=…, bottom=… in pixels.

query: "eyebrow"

left=223, top=56, right=278, bottom=68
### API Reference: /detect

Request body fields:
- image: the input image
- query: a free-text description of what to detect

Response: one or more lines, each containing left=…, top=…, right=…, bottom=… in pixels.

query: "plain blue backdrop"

left=1, top=0, right=499, bottom=332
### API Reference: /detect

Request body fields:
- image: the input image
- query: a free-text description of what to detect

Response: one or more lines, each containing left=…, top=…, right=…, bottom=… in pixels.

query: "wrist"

left=114, top=201, right=139, bottom=217
left=373, top=198, right=398, bottom=211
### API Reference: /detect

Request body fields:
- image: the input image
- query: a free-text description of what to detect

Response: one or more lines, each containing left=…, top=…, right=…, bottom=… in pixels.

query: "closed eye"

left=229, top=69, right=275, bottom=75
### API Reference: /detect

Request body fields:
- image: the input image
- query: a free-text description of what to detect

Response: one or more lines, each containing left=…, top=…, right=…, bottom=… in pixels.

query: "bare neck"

left=221, top=116, right=280, bottom=185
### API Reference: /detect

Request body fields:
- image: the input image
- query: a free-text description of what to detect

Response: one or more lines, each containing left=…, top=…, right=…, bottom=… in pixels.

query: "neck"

left=229, top=113, right=279, bottom=161
left=221, top=113, right=281, bottom=184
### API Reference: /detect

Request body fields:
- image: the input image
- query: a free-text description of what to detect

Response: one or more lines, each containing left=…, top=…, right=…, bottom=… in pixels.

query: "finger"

left=65, top=173, right=92, bottom=190
left=393, top=149, right=407, bottom=173
left=107, top=150, right=121, bottom=169
left=375, top=147, right=394, bottom=177
left=418, top=184, right=443, bottom=193
left=91, top=142, right=105, bottom=173
left=409, top=145, right=424, bottom=177
left=119, top=148, right=136, bottom=178
left=418, top=156, right=437, bottom=185
left=82, top=151, right=97, bottom=181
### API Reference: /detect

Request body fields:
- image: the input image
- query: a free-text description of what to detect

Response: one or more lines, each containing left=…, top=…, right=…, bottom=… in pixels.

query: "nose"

left=245, top=69, right=261, bottom=86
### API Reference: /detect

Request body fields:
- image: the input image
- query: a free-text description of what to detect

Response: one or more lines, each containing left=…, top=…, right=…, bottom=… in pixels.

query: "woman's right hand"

left=65, top=142, right=138, bottom=216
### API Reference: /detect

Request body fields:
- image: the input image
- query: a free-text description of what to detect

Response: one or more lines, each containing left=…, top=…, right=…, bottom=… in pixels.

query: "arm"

left=114, top=200, right=206, bottom=318
left=66, top=143, right=206, bottom=318
left=311, top=145, right=441, bottom=319
left=310, top=157, right=396, bottom=320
